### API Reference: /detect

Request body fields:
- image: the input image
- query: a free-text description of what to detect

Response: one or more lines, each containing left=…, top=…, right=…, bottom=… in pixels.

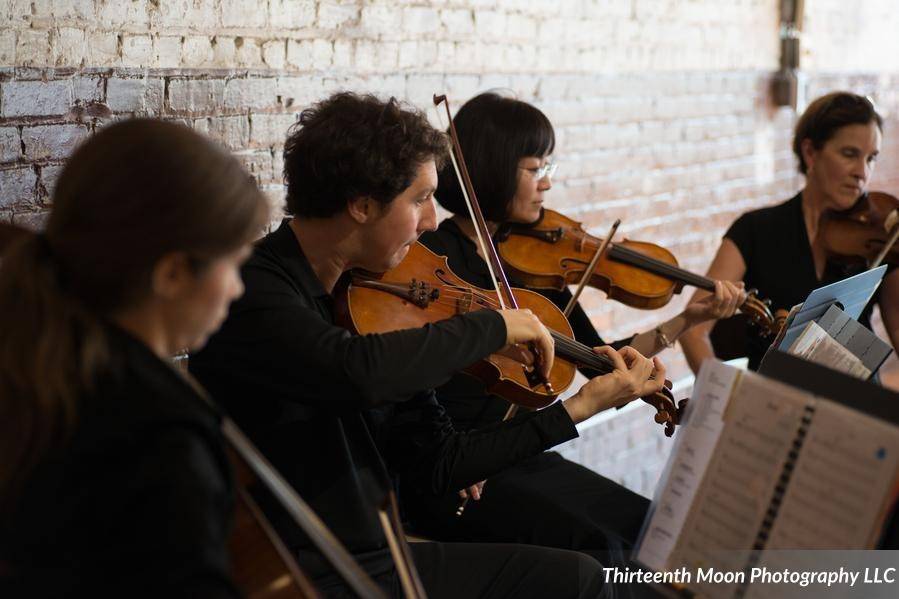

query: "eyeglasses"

left=519, top=161, right=558, bottom=180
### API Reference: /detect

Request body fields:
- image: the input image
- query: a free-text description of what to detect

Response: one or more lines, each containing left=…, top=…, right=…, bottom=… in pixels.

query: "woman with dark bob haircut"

left=411, top=91, right=744, bottom=586
left=0, top=119, right=269, bottom=596
left=680, top=91, right=899, bottom=371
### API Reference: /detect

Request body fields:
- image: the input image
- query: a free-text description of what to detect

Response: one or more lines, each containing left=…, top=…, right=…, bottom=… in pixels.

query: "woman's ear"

left=800, top=138, right=817, bottom=174
left=150, top=252, right=194, bottom=300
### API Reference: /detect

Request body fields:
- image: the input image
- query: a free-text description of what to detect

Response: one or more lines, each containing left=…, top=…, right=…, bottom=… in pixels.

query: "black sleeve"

left=196, top=263, right=508, bottom=411
left=724, top=211, right=755, bottom=266
left=123, top=428, right=239, bottom=598
left=375, top=392, right=578, bottom=495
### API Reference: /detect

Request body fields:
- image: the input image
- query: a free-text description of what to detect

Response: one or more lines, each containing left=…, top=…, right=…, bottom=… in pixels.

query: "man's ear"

left=347, top=196, right=378, bottom=224
left=151, top=252, right=193, bottom=300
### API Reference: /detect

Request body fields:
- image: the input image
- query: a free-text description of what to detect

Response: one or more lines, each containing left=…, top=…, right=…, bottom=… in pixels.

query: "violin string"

left=375, top=287, right=674, bottom=400
left=412, top=294, right=609, bottom=367
left=365, top=280, right=619, bottom=371
left=609, top=244, right=713, bottom=289
left=401, top=287, right=616, bottom=372
left=565, top=231, right=714, bottom=290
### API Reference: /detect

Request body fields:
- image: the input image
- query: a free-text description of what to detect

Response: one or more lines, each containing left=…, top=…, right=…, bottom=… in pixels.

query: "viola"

left=335, top=241, right=685, bottom=435
left=820, top=191, right=899, bottom=269
left=497, top=208, right=776, bottom=334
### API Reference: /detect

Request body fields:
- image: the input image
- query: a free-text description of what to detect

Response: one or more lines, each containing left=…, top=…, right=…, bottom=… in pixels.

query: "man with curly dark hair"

left=283, top=92, right=449, bottom=219
left=191, top=92, right=665, bottom=598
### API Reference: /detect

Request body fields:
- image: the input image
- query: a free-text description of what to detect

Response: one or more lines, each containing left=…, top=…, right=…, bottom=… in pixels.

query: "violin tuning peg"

left=654, top=411, right=669, bottom=424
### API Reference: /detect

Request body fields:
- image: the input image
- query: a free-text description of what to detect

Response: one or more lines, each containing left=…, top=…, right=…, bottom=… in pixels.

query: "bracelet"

left=655, top=324, right=675, bottom=349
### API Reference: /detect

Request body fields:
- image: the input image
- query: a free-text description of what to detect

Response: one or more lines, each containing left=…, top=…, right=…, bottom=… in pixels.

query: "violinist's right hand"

left=497, top=309, right=555, bottom=380
left=562, top=346, right=666, bottom=424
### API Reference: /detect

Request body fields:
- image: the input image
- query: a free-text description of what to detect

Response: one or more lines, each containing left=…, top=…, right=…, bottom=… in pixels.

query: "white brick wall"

left=1, top=0, right=781, bottom=72
left=2, top=0, right=899, bottom=498
left=803, top=0, right=899, bottom=72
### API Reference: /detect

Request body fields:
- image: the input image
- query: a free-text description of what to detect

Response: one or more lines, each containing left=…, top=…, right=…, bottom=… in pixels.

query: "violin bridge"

left=456, top=290, right=473, bottom=314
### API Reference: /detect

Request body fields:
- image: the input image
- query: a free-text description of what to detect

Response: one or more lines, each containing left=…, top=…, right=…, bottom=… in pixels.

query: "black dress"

left=0, top=326, right=238, bottom=599
left=722, top=192, right=889, bottom=370
left=190, top=220, right=608, bottom=599
left=412, top=219, right=650, bottom=566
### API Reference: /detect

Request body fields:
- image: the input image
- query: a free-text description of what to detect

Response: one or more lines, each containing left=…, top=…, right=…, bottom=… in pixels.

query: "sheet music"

left=637, top=356, right=899, bottom=599
left=817, top=304, right=893, bottom=375
left=763, top=400, right=899, bottom=549
left=778, top=266, right=886, bottom=351
left=635, top=360, right=739, bottom=572
left=788, top=321, right=871, bottom=379
left=667, top=370, right=811, bottom=598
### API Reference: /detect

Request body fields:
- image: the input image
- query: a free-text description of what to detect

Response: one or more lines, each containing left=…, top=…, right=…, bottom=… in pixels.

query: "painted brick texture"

left=2, top=0, right=899, bottom=498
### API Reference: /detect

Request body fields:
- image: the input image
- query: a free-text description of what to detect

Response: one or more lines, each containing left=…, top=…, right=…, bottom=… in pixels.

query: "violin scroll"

left=641, top=383, right=687, bottom=438
left=738, top=289, right=776, bottom=336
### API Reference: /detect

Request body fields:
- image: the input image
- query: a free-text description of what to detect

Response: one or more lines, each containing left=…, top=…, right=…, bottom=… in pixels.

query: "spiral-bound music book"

left=634, top=353, right=899, bottom=599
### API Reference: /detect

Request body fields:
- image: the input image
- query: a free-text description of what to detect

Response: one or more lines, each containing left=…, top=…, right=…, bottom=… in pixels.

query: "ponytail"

left=0, top=233, right=109, bottom=517
left=0, top=118, right=268, bottom=520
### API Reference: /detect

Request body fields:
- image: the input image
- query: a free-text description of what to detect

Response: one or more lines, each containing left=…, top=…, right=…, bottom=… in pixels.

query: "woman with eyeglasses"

left=407, top=91, right=744, bottom=580
left=0, top=119, right=268, bottom=597
left=679, top=91, right=899, bottom=372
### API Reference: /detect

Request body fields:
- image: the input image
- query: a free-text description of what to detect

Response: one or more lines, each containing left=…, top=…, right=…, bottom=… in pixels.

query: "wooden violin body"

left=336, top=241, right=685, bottom=435
left=499, top=209, right=682, bottom=310
left=337, top=241, right=576, bottom=409
left=820, top=191, right=899, bottom=268
left=499, top=208, right=776, bottom=335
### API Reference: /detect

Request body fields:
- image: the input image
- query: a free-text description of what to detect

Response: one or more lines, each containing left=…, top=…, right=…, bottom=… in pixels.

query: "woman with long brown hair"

left=0, top=119, right=268, bottom=596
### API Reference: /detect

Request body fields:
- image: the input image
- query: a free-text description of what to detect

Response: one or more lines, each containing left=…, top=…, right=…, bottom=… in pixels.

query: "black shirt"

left=724, top=192, right=888, bottom=369
left=189, top=220, right=579, bottom=583
left=1, top=326, right=237, bottom=598
left=419, top=219, right=631, bottom=431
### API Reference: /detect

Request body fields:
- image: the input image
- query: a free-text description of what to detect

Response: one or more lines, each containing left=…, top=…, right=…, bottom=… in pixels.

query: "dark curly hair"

left=283, top=92, right=449, bottom=217
left=435, top=92, right=554, bottom=222
left=794, top=92, right=883, bottom=175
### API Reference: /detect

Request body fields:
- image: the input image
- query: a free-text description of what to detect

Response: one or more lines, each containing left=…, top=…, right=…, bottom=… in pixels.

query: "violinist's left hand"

left=683, top=280, right=745, bottom=325
left=459, top=480, right=485, bottom=501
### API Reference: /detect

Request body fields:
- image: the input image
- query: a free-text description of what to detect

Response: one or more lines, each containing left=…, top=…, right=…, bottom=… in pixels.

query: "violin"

left=820, top=191, right=899, bottom=269
left=758, top=191, right=899, bottom=344
left=338, top=92, right=684, bottom=437
left=336, top=240, right=685, bottom=435
left=497, top=208, right=777, bottom=335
